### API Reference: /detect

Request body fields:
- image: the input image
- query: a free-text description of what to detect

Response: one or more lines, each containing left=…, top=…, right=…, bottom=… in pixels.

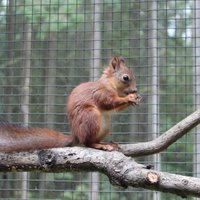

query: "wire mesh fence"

left=0, top=0, right=199, bottom=199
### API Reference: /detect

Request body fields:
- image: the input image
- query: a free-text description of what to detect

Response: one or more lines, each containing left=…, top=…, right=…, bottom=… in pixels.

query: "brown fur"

left=0, top=56, right=141, bottom=152
left=67, top=56, right=141, bottom=150
left=0, top=123, right=73, bottom=152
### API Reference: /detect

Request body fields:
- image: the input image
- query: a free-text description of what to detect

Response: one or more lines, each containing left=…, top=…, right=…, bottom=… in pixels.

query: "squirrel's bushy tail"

left=0, top=122, right=74, bottom=152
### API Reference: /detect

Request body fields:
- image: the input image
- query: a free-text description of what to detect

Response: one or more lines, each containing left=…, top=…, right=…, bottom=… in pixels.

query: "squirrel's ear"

left=110, top=56, right=125, bottom=70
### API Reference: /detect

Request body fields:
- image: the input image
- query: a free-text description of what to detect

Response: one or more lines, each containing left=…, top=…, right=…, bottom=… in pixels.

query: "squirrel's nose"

left=130, top=88, right=138, bottom=94
left=124, top=87, right=138, bottom=96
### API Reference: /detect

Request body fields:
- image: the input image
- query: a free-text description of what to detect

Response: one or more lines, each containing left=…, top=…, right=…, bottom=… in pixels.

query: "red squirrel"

left=0, top=56, right=141, bottom=152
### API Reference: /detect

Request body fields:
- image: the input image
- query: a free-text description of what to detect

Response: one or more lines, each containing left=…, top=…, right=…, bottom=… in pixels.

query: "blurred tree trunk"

left=20, top=19, right=32, bottom=200
left=5, top=0, right=14, bottom=122
left=1, top=0, right=15, bottom=198
left=193, top=0, right=200, bottom=183
left=39, top=32, right=57, bottom=199
left=89, top=1, right=101, bottom=200
left=147, top=1, right=160, bottom=200
left=129, top=2, right=150, bottom=199
left=44, top=32, right=57, bottom=129
left=129, top=3, right=145, bottom=145
left=90, top=0, right=101, bottom=81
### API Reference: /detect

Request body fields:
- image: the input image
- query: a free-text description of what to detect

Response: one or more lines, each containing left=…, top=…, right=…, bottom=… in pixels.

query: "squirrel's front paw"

left=128, top=93, right=141, bottom=105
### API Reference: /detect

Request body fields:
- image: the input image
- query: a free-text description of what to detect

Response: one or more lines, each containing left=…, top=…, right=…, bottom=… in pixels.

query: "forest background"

left=0, top=1, right=199, bottom=200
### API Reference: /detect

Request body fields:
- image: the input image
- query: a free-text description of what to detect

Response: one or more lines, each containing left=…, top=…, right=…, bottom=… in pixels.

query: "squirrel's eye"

left=123, top=74, right=130, bottom=82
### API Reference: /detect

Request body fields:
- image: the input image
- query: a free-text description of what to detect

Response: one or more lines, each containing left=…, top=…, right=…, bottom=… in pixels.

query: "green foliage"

left=0, top=0, right=196, bottom=199
left=16, top=0, right=85, bottom=39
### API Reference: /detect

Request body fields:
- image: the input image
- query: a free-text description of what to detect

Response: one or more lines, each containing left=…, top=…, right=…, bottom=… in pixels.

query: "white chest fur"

left=96, top=112, right=111, bottom=141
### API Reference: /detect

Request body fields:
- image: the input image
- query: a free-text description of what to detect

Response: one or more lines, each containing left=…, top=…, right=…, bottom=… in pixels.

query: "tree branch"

left=1, top=110, right=200, bottom=197
left=0, top=147, right=200, bottom=198
left=119, top=109, right=200, bottom=156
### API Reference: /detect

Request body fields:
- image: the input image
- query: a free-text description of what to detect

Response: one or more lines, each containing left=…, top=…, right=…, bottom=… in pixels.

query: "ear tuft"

left=110, top=56, right=125, bottom=70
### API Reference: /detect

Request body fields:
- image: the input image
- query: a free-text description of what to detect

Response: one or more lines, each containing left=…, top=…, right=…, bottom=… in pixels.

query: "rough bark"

left=0, top=110, right=200, bottom=198
left=120, top=109, right=200, bottom=156
left=0, top=147, right=200, bottom=198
